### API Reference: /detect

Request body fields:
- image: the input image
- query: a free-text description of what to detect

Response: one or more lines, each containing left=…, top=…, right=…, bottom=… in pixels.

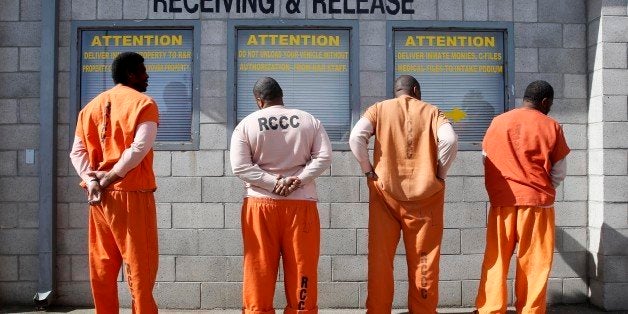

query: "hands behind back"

left=85, top=170, right=121, bottom=205
left=85, top=171, right=105, bottom=205
left=273, top=176, right=302, bottom=197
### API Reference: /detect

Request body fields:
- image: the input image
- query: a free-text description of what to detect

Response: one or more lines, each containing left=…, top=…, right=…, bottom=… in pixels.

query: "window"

left=70, top=21, right=201, bottom=150
left=227, top=20, right=360, bottom=147
left=388, top=22, right=514, bottom=150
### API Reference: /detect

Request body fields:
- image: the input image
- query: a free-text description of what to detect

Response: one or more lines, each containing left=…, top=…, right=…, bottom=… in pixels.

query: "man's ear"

left=413, top=86, right=421, bottom=99
left=540, top=97, right=552, bottom=114
left=255, top=98, right=264, bottom=109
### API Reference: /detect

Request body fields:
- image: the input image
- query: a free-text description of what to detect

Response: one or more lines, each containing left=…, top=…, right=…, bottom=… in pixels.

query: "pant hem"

left=242, top=308, right=276, bottom=314
left=284, top=306, right=318, bottom=314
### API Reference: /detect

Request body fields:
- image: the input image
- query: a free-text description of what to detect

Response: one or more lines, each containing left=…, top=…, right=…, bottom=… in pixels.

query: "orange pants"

left=475, top=206, right=555, bottom=314
left=89, top=190, right=159, bottom=314
left=241, top=197, right=320, bottom=314
left=366, top=180, right=444, bottom=314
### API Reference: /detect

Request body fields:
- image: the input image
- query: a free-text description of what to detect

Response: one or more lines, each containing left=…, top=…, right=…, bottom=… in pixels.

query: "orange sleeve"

left=363, top=104, right=378, bottom=130
left=434, top=108, right=449, bottom=129
left=551, top=125, right=570, bottom=163
left=482, top=118, right=497, bottom=152
left=75, top=111, right=85, bottom=137
left=136, top=100, right=159, bottom=126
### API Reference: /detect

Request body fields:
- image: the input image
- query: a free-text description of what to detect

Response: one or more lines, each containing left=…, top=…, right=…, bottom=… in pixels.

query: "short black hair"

left=111, top=52, right=145, bottom=84
left=523, top=80, right=554, bottom=105
left=253, top=77, right=283, bottom=101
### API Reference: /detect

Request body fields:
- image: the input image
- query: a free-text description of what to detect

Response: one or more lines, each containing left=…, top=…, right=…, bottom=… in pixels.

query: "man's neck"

left=521, top=101, right=540, bottom=111
left=395, top=92, right=418, bottom=100
left=120, top=83, right=142, bottom=93
left=261, top=101, right=283, bottom=108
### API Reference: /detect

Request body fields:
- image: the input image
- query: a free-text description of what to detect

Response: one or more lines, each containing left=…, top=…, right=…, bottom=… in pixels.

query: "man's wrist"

left=103, top=172, right=115, bottom=186
left=364, top=171, right=376, bottom=178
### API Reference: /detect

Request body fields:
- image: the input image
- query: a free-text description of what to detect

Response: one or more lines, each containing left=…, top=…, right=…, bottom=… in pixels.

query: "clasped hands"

left=85, top=170, right=120, bottom=205
left=273, top=175, right=301, bottom=197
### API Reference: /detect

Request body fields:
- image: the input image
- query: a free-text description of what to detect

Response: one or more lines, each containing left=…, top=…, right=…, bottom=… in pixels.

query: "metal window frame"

left=226, top=19, right=360, bottom=151
left=387, top=21, right=515, bottom=151
left=35, top=0, right=58, bottom=308
left=69, top=20, right=201, bottom=151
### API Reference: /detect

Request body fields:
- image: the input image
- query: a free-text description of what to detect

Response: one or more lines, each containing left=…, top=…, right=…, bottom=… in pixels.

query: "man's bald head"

left=394, top=75, right=421, bottom=99
left=253, top=77, right=283, bottom=102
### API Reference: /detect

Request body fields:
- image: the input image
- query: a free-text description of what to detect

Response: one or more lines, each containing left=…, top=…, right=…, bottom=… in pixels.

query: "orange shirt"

left=483, top=108, right=570, bottom=206
left=364, top=95, right=449, bottom=201
left=75, top=84, right=159, bottom=191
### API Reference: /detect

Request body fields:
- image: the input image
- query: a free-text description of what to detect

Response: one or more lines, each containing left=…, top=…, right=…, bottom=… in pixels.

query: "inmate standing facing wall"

left=475, top=80, right=571, bottom=314
left=349, top=75, right=458, bottom=313
left=230, top=77, right=332, bottom=314
left=69, top=52, right=160, bottom=313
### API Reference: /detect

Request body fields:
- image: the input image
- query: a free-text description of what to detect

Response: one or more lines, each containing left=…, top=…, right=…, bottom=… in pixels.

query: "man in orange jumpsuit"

left=349, top=75, right=458, bottom=313
left=475, top=80, right=570, bottom=313
left=70, top=52, right=159, bottom=313
left=230, top=77, right=332, bottom=314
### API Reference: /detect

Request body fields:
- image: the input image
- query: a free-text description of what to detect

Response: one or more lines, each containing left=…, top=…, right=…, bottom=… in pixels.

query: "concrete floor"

left=0, top=304, right=617, bottom=314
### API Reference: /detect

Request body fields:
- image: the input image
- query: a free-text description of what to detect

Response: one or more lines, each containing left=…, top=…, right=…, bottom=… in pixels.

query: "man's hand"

left=87, top=170, right=107, bottom=181
left=285, top=177, right=302, bottom=194
left=100, top=171, right=121, bottom=189
left=273, top=176, right=302, bottom=197
left=88, top=170, right=121, bottom=189
left=87, top=170, right=121, bottom=190
left=365, top=170, right=378, bottom=180
left=86, top=178, right=101, bottom=205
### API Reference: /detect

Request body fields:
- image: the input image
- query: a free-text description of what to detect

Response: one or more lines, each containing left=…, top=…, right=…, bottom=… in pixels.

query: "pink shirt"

left=230, top=105, right=332, bottom=200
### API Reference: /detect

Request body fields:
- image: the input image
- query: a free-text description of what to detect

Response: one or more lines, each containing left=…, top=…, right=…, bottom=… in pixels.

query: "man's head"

left=523, top=80, right=554, bottom=115
left=112, top=52, right=149, bottom=92
left=253, top=77, right=283, bottom=108
left=394, top=75, right=421, bottom=99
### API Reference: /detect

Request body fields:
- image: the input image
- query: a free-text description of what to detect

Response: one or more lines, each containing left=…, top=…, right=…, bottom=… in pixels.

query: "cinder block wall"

left=0, top=0, right=44, bottom=304
left=0, top=0, right=620, bottom=310
left=586, top=0, right=628, bottom=310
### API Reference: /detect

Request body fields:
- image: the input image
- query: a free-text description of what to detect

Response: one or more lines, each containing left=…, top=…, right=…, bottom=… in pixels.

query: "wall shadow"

left=550, top=222, right=628, bottom=311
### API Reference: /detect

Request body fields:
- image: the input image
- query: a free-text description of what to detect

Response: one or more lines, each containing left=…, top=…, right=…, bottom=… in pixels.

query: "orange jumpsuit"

left=477, top=107, right=570, bottom=313
left=350, top=95, right=457, bottom=313
left=230, top=105, right=332, bottom=314
left=72, top=84, right=160, bottom=313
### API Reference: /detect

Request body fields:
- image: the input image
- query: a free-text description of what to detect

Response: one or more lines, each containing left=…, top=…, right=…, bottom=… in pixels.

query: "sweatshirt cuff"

left=260, top=173, right=279, bottom=192
left=358, top=161, right=373, bottom=173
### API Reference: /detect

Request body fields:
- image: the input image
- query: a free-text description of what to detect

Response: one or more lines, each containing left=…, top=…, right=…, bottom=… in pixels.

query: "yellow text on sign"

left=90, top=35, right=184, bottom=46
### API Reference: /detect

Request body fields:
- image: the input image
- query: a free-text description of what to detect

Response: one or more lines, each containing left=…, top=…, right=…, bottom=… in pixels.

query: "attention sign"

left=236, top=29, right=352, bottom=141
left=80, top=28, right=194, bottom=142
left=394, top=30, right=506, bottom=143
